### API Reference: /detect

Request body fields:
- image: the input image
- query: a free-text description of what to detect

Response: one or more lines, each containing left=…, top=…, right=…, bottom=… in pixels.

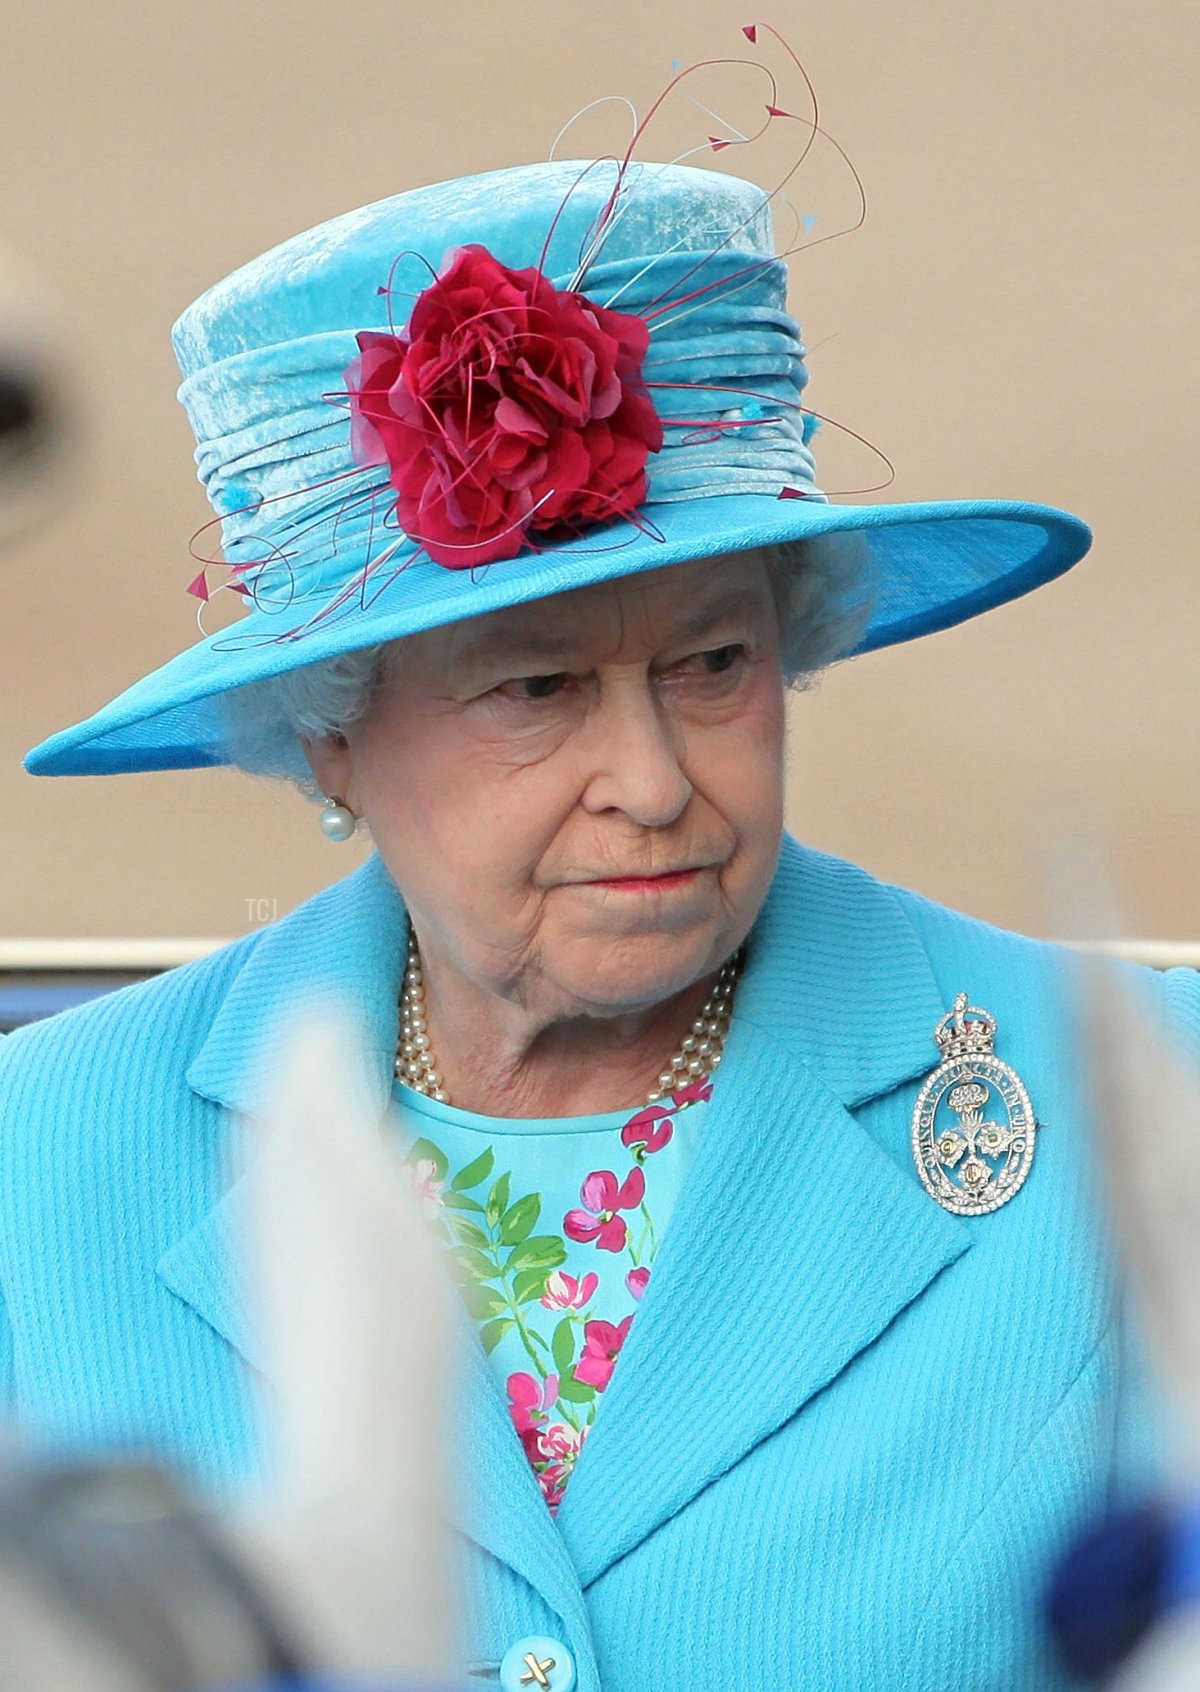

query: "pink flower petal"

left=540, top=1270, right=572, bottom=1309
left=672, top=1078, right=714, bottom=1108
left=507, top=1372, right=541, bottom=1410
left=574, top=1352, right=615, bottom=1391
left=595, top=1215, right=628, bottom=1253
left=616, top=1165, right=646, bottom=1210
left=564, top=1209, right=601, bottom=1243
left=580, top=1169, right=618, bottom=1213
left=620, top=1105, right=672, bottom=1149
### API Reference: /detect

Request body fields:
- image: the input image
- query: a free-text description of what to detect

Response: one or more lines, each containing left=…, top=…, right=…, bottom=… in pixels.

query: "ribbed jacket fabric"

left=0, top=836, right=1196, bottom=1691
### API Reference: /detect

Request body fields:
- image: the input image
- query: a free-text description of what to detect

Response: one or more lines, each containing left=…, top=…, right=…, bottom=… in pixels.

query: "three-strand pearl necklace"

left=394, top=929, right=743, bottom=1109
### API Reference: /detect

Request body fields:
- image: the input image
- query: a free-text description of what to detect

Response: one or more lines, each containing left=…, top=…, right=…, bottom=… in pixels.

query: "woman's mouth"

left=583, top=867, right=704, bottom=893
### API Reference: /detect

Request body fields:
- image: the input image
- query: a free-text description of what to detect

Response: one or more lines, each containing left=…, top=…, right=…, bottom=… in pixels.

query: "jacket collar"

left=183, top=834, right=942, bottom=1124
left=731, top=833, right=944, bottom=1105
left=164, top=836, right=969, bottom=1607
left=184, top=850, right=409, bottom=1126
left=550, top=837, right=970, bottom=1581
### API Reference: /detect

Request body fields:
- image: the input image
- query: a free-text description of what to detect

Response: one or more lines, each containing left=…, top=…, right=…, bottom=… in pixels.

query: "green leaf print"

left=451, top=1147, right=495, bottom=1192
left=401, top=1132, right=587, bottom=1387
left=552, top=1318, right=577, bottom=1375
left=461, top=1281, right=507, bottom=1322
left=447, top=1214, right=491, bottom=1251
left=507, top=1235, right=567, bottom=1275
left=479, top=1317, right=516, bottom=1355
left=406, top=1137, right=448, bottom=1182
left=512, top=1267, right=553, bottom=1305
left=557, top=1369, right=596, bottom=1405
left=498, top=1193, right=541, bottom=1246
left=440, top=1190, right=485, bottom=1213
left=452, top=1245, right=498, bottom=1283
left=486, top=1172, right=511, bottom=1228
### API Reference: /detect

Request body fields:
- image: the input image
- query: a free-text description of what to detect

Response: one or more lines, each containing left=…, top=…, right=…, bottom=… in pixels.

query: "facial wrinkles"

left=566, top=717, right=703, bottom=878
left=524, top=584, right=764, bottom=892
left=575, top=582, right=759, bottom=878
left=457, top=605, right=702, bottom=978
left=542, top=693, right=694, bottom=889
left=448, top=564, right=753, bottom=691
left=352, top=556, right=784, bottom=1026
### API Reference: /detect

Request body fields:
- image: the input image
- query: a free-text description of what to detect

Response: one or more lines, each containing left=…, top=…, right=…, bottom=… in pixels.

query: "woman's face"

left=307, top=551, right=786, bottom=1026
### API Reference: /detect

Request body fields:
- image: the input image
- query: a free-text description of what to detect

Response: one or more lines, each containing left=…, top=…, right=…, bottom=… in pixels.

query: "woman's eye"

left=498, top=673, right=569, bottom=701
left=700, top=644, right=744, bottom=674
left=680, top=639, right=744, bottom=673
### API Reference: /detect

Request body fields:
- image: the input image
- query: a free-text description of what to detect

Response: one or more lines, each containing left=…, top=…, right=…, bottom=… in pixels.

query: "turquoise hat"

left=24, top=157, right=1090, bottom=777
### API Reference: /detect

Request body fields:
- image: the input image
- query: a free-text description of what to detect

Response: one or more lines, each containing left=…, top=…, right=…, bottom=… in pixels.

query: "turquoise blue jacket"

left=1, top=836, right=1196, bottom=1691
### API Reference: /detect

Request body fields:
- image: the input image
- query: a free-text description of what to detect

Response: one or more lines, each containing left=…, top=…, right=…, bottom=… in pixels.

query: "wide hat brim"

left=25, top=487, right=1088, bottom=776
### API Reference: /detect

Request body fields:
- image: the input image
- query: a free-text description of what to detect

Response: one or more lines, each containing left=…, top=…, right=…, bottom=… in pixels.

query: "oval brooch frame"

left=911, top=993, right=1038, bottom=1217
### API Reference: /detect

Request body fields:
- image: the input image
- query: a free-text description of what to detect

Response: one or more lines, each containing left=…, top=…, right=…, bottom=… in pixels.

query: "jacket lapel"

left=158, top=851, right=588, bottom=1632
left=553, top=838, right=974, bottom=1585
left=160, top=852, right=410, bottom=1379
left=183, top=851, right=410, bottom=1128
left=159, top=837, right=972, bottom=1605
left=453, top=1310, right=595, bottom=1636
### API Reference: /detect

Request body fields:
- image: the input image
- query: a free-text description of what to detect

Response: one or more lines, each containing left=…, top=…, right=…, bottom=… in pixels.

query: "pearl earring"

left=320, top=796, right=357, bottom=842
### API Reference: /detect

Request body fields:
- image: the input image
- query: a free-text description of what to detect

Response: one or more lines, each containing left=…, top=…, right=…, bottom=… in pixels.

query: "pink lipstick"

left=586, top=868, right=702, bottom=892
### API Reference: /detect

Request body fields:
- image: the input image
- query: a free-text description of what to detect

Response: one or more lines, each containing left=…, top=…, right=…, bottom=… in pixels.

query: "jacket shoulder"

left=0, top=927, right=263, bottom=1109
left=881, top=868, right=1200, bottom=1059
left=875, top=866, right=1058, bottom=962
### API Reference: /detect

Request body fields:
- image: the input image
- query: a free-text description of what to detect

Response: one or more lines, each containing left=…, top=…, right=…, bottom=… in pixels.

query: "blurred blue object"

left=1049, top=1495, right=1200, bottom=1681
left=1162, top=1499, right=1200, bottom=1608
left=0, top=983, right=117, bottom=1031
left=207, top=1682, right=470, bottom=1691
left=1047, top=1499, right=1173, bottom=1679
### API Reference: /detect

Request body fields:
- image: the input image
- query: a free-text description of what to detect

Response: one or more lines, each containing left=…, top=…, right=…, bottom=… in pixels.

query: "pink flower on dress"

left=564, top=1167, right=645, bottom=1253
left=671, top=1077, right=714, bottom=1109
left=506, top=1370, right=560, bottom=1456
left=620, top=1104, right=676, bottom=1156
left=575, top=1315, right=634, bottom=1392
left=405, top=1158, right=446, bottom=1218
left=625, top=1267, right=650, bottom=1301
left=539, top=1472, right=567, bottom=1513
left=535, top=1421, right=588, bottom=1512
left=540, top=1269, right=599, bottom=1310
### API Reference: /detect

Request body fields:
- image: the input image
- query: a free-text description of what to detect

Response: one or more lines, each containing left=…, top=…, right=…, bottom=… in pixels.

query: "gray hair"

left=215, top=532, right=874, bottom=792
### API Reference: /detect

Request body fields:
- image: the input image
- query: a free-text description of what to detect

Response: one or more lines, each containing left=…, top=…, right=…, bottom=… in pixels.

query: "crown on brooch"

left=934, top=992, right=997, bottom=1060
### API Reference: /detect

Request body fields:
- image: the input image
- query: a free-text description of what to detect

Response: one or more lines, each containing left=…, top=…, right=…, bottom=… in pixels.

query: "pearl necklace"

left=394, top=930, right=742, bottom=1108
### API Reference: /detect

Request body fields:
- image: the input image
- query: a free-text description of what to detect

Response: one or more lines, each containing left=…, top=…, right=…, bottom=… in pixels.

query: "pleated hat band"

left=174, top=161, right=823, bottom=617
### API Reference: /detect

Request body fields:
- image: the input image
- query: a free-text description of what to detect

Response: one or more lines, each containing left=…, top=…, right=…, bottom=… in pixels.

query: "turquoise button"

left=499, top=1634, right=576, bottom=1692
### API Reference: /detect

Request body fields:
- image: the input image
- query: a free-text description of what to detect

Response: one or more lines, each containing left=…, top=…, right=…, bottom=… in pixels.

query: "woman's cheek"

left=471, top=701, right=583, bottom=768
left=683, top=670, right=785, bottom=772
left=461, top=752, right=581, bottom=878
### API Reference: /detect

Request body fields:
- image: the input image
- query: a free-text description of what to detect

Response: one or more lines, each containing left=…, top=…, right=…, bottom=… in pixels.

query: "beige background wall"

left=0, top=0, right=1195, bottom=942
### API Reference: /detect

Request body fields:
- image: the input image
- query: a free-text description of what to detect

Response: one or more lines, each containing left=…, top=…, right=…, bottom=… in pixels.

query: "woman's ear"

left=301, top=731, right=355, bottom=808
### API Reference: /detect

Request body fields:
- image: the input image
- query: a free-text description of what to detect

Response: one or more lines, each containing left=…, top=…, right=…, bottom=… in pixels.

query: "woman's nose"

left=579, top=680, right=692, bottom=826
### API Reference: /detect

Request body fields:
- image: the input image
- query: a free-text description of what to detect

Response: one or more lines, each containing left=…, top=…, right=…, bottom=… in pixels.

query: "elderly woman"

left=1, top=145, right=1197, bottom=1692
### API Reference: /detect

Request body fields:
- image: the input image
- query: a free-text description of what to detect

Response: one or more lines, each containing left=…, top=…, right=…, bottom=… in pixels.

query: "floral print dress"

left=391, top=1077, right=713, bottom=1513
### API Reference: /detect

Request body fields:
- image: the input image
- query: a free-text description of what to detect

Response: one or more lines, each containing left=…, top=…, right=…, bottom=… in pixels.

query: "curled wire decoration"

left=185, top=22, right=889, bottom=650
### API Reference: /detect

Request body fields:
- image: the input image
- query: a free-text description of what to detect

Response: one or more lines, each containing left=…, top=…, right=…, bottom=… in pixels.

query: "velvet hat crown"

left=24, top=155, right=1090, bottom=777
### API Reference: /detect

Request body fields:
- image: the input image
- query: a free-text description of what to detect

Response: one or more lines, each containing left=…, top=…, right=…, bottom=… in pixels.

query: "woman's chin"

left=551, top=932, right=728, bottom=1019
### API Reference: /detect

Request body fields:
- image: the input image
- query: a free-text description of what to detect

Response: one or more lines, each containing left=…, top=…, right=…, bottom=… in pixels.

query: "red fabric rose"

left=343, top=244, right=663, bottom=569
